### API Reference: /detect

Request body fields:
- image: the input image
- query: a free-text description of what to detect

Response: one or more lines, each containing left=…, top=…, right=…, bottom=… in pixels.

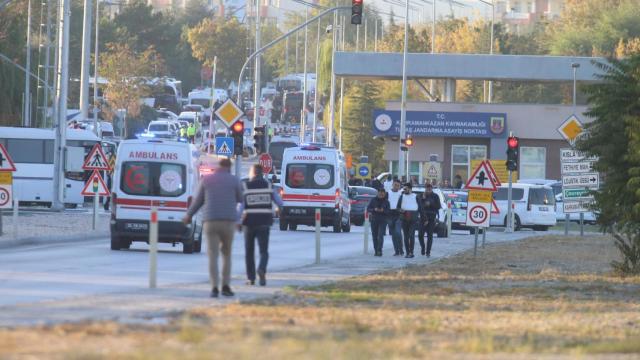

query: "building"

left=373, top=101, right=589, bottom=185
left=496, top=0, right=565, bottom=33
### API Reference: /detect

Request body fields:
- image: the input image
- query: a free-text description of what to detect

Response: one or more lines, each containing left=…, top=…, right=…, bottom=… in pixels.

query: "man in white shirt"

left=397, top=182, right=419, bottom=258
left=386, top=179, right=404, bottom=256
left=383, top=175, right=394, bottom=192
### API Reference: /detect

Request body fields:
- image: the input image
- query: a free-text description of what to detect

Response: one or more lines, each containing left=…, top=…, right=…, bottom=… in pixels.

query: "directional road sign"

left=466, top=202, right=491, bottom=228
left=259, top=153, right=273, bottom=174
left=0, top=143, right=16, bottom=172
left=81, top=171, right=110, bottom=196
left=563, top=188, right=593, bottom=201
left=465, top=161, right=498, bottom=192
left=215, top=137, right=234, bottom=156
left=557, top=114, right=584, bottom=144
left=562, top=173, right=599, bottom=189
left=561, top=161, right=595, bottom=175
left=357, top=163, right=371, bottom=179
left=214, top=99, right=244, bottom=128
left=563, top=200, right=594, bottom=213
left=560, top=148, right=598, bottom=163
left=83, top=143, right=111, bottom=171
left=0, top=185, right=12, bottom=209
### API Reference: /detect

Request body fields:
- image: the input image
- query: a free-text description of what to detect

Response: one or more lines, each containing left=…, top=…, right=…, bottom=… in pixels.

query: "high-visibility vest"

left=187, top=125, right=196, bottom=136
left=180, top=127, right=187, bottom=137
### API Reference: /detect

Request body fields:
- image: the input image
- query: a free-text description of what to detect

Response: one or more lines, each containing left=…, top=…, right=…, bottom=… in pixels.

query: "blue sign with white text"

left=215, top=137, right=234, bottom=156
left=372, top=110, right=507, bottom=138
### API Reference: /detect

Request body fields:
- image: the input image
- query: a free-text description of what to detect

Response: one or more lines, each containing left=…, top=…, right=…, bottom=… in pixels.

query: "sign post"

left=363, top=210, right=369, bottom=254
left=149, top=204, right=158, bottom=289
left=82, top=143, right=111, bottom=231
left=0, top=143, right=17, bottom=236
left=215, top=99, right=245, bottom=176
left=465, top=161, right=498, bottom=254
left=315, top=208, right=321, bottom=264
left=560, top=146, right=598, bottom=236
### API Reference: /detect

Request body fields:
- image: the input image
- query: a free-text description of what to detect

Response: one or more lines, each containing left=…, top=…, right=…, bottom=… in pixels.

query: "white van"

left=490, top=183, right=557, bottom=231
left=109, top=139, right=203, bottom=253
left=279, top=145, right=352, bottom=232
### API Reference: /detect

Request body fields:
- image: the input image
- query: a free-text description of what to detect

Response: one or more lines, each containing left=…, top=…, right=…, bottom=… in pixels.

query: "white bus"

left=0, top=126, right=101, bottom=208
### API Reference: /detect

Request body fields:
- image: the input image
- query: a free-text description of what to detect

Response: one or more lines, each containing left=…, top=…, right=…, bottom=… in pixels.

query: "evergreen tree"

left=578, top=55, right=640, bottom=274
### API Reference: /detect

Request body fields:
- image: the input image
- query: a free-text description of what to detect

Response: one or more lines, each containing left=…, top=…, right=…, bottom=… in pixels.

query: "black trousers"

left=401, top=212, right=418, bottom=255
left=244, top=225, right=270, bottom=281
left=418, top=213, right=437, bottom=255
left=370, top=217, right=386, bottom=253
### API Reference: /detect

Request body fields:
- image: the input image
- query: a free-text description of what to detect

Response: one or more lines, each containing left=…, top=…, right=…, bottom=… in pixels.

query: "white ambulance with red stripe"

left=109, top=139, right=203, bottom=253
left=279, top=145, right=352, bottom=232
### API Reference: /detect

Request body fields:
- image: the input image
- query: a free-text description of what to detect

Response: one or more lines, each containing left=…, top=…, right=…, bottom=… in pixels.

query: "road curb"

left=0, top=231, right=109, bottom=249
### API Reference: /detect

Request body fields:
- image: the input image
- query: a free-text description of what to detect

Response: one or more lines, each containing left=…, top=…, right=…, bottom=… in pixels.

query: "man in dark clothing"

left=240, top=164, right=283, bottom=286
left=418, top=183, right=442, bottom=257
left=370, top=177, right=383, bottom=190
left=367, top=188, right=390, bottom=256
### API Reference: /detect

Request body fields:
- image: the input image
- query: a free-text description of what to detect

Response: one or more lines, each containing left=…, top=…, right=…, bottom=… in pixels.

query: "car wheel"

left=110, top=234, right=122, bottom=250
left=503, top=215, right=522, bottom=231
left=333, top=213, right=342, bottom=233
left=342, top=216, right=351, bottom=233
left=183, top=241, right=194, bottom=254
left=289, top=222, right=298, bottom=231
left=279, top=220, right=288, bottom=231
left=194, top=228, right=203, bottom=253
left=436, top=223, right=447, bottom=238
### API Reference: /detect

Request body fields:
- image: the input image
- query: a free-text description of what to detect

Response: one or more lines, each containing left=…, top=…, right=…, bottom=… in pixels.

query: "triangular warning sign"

left=83, top=143, right=111, bottom=171
left=491, top=198, right=500, bottom=214
left=483, top=160, right=502, bottom=187
left=465, top=161, right=498, bottom=191
left=81, top=170, right=110, bottom=196
left=0, top=143, right=17, bottom=172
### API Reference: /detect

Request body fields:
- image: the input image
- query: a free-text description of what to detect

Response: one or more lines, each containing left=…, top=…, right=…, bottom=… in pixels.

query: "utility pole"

left=253, top=0, right=260, bottom=129
left=52, top=0, right=70, bottom=210
left=312, top=19, right=320, bottom=142
left=92, top=0, right=99, bottom=135
left=23, top=0, right=32, bottom=127
left=398, top=0, right=410, bottom=180
left=327, top=11, right=337, bottom=147
left=79, top=0, right=93, bottom=120
left=300, top=7, right=308, bottom=143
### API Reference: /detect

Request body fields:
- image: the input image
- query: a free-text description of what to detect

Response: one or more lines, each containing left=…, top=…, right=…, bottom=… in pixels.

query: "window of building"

left=390, top=161, right=421, bottom=182
left=451, top=145, right=486, bottom=188
left=520, top=146, right=546, bottom=179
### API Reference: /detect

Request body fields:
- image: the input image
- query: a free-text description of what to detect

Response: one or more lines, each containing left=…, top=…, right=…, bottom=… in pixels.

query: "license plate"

left=290, top=208, right=307, bottom=215
left=539, top=207, right=549, bottom=212
left=125, top=223, right=148, bottom=230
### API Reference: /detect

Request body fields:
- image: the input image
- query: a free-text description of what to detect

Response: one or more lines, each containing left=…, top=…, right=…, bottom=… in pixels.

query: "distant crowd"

left=348, top=174, right=465, bottom=190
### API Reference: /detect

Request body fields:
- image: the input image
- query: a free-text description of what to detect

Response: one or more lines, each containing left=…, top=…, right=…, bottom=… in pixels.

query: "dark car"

left=349, top=186, right=378, bottom=226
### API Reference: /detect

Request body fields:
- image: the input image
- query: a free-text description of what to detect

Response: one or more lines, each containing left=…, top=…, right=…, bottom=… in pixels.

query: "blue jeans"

left=370, top=217, right=387, bottom=253
left=388, top=217, right=403, bottom=254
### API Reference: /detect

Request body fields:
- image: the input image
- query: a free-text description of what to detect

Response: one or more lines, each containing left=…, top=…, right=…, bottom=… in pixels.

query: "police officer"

left=187, top=122, right=196, bottom=143
left=180, top=125, right=187, bottom=139
left=418, top=183, right=442, bottom=257
left=241, top=164, right=283, bottom=286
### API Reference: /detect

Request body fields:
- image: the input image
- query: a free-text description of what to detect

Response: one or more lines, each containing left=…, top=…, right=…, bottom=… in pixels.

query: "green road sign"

left=563, top=188, right=592, bottom=200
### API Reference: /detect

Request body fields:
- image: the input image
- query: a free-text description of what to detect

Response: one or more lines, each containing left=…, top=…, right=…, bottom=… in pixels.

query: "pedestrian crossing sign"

left=215, top=137, right=234, bottom=156
left=83, top=143, right=111, bottom=171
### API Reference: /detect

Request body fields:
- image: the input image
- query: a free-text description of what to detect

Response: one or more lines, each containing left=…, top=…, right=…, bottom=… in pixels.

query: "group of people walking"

left=184, top=158, right=282, bottom=298
left=367, top=179, right=442, bottom=258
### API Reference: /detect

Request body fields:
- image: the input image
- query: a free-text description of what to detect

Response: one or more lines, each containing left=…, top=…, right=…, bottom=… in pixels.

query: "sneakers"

left=421, top=248, right=426, bottom=256
left=211, top=287, right=219, bottom=298
left=246, top=280, right=255, bottom=286
left=405, top=253, right=414, bottom=258
left=426, top=253, right=431, bottom=258
left=393, top=252, right=400, bottom=256
left=222, top=285, right=235, bottom=297
left=257, top=269, right=266, bottom=286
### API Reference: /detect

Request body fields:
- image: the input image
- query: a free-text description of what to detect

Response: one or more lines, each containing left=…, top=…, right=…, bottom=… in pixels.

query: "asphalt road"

left=0, top=224, right=553, bottom=326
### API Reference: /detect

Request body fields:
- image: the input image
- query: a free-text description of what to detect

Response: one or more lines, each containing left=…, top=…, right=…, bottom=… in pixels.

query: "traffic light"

left=506, top=135, right=519, bottom=171
left=231, top=120, right=244, bottom=156
left=400, top=135, right=414, bottom=151
left=351, top=0, right=363, bottom=25
left=253, top=126, right=265, bottom=154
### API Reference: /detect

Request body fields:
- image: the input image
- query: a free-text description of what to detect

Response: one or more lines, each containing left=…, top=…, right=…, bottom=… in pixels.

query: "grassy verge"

left=1, top=235, right=639, bottom=359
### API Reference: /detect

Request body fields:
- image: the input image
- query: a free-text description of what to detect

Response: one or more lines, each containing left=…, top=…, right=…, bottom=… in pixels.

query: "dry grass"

left=1, top=235, right=640, bottom=359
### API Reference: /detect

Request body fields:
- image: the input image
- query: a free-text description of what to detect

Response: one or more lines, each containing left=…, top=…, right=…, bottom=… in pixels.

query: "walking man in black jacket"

left=240, top=164, right=283, bottom=286
left=418, top=183, right=442, bottom=257
left=367, top=188, right=390, bottom=256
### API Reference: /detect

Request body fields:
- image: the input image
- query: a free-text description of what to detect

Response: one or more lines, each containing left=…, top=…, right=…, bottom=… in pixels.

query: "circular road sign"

left=0, top=187, right=10, bottom=207
left=358, top=165, right=369, bottom=177
left=468, top=205, right=488, bottom=225
left=259, top=153, right=273, bottom=174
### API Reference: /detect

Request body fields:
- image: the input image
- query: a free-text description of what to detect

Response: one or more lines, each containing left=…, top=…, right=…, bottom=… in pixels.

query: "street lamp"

left=398, top=0, right=410, bottom=181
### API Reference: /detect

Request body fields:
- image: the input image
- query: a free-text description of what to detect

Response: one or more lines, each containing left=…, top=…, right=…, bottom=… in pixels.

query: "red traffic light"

left=352, top=0, right=363, bottom=4
left=507, top=136, right=519, bottom=149
left=231, top=120, right=244, bottom=134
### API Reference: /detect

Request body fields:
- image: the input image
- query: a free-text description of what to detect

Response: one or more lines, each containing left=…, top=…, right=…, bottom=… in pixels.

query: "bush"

left=611, top=230, right=640, bottom=275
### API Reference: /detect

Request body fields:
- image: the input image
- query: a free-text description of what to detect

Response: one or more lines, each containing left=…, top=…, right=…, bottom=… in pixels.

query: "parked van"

left=109, top=139, right=203, bottom=253
left=279, top=145, right=352, bottom=232
left=490, top=183, right=557, bottom=231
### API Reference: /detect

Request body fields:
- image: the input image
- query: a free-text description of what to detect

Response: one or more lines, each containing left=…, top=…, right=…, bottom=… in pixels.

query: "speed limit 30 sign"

left=0, top=185, right=12, bottom=209
left=465, top=202, right=490, bottom=228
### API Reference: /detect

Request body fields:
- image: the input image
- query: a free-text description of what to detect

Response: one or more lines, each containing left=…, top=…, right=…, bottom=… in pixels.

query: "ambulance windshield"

left=285, top=163, right=334, bottom=189
left=121, top=162, right=186, bottom=197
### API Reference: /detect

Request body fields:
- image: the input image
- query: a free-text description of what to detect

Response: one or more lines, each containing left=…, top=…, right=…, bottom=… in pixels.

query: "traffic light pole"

left=506, top=170, right=513, bottom=233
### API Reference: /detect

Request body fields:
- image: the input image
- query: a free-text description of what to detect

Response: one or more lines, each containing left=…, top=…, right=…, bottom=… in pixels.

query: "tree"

left=187, top=17, right=248, bottom=87
left=99, top=43, right=164, bottom=138
left=577, top=55, right=640, bottom=274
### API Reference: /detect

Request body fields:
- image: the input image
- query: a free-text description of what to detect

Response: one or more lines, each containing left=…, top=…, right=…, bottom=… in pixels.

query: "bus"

left=0, top=126, right=101, bottom=208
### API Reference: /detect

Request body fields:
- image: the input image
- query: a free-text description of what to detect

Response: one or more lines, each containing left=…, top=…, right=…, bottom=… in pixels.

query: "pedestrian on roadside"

left=454, top=174, right=463, bottom=189
left=187, top=122, right=196, bottom=144
left=387, top=179, right=404, bottom=256
left=240, top=164, right=283, bottom=286
left=371, top=176, right=383, bottom=191
left=383, top=175, right=393, bottom=192
left=183, top=158, right=243, bottom=298
left=103, top=171, right=112, bottom=211
left=442, top=179, right=451, bottom=189
left=367, top=188, right=390, bottom=256
left=397, top=182, right=420, bottom=258
left=418, top=183, right=442, bottom=257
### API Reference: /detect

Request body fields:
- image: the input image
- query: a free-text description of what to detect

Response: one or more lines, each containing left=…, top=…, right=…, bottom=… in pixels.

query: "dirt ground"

left=1, top=235, right=639, bottom=359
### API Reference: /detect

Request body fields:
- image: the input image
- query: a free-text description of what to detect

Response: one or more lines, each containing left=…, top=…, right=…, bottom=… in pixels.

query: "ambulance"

left=279, top=145, right=352, bottom=232
left=109, top=138, right=203, bottom=253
